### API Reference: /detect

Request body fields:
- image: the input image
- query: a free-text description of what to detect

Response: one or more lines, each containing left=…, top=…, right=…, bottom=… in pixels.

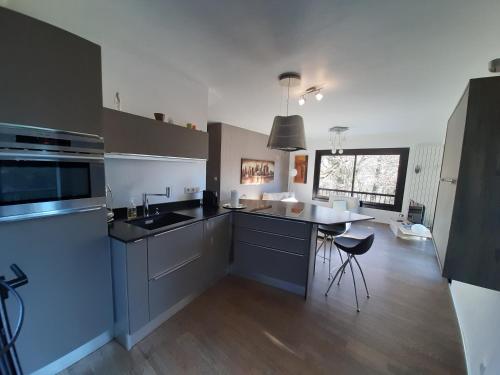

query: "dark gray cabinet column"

left=433, top=76, right=500, bottom=291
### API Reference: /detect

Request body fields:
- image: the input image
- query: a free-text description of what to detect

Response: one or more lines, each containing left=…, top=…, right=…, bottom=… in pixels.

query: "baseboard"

left=117, top=291, right=201, bottom=350
left=448, top=282, right=470, bottom=375
left=31, top=330, right=113, bottom=375
left=230, top=270, right=305, bottom=297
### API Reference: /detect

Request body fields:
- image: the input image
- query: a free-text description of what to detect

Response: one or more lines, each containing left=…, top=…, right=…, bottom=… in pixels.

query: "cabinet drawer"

left=234, top=213, right=309, bottom=239
left=149, top=255, right=202, bottom=320
left=147, top=221, right=203, bottom=279
left=232, top=241, right=308, bottom=290
left=234, top=227, right=307, bottom=255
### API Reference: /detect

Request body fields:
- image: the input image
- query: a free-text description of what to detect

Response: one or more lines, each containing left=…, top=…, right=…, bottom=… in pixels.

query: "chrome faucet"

left=143, top=187, right=171, bottom=217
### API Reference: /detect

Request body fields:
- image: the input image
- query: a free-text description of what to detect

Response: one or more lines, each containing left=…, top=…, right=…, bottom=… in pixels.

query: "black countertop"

left=108, top=206, right=229, bottom=243
left=108, top=199, right=373, bottom=243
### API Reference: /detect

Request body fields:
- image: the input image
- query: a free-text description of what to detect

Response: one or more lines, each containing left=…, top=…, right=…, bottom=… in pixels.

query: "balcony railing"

left=316, top=188, right=395, bottom=206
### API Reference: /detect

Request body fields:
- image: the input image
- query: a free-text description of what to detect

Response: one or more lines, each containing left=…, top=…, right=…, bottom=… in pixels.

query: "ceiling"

left=6, top=0, right=500, bottom=143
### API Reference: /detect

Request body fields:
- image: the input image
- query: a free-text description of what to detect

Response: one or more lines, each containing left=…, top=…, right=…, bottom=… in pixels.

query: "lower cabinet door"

left=147, top=222, right=203, bottom=280
left=208, top=214, right=232, bottom=282
left=232, top=241, right=308, bottom=295
left=148, top=255, right=203, bottom=320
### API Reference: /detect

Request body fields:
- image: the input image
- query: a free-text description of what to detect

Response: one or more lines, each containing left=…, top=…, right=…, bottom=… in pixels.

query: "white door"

left=432, top=87, right=468, bottom=270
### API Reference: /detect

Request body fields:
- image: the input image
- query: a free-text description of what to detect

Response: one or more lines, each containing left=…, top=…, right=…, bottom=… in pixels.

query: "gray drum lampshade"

left=267, top=115, right=306, bottom=151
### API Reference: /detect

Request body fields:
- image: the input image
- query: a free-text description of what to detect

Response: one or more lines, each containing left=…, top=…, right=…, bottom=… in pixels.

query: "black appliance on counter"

left=202, top=190, right=219, bottom=208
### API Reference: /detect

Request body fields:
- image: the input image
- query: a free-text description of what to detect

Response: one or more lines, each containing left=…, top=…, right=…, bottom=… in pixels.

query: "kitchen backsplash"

left=104, top=156, right=206, bottom=209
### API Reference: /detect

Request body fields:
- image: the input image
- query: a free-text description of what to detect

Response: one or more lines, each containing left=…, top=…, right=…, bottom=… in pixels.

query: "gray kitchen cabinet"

left=110, top=237, right=149, bottom=346
left=0, top=7, right=103, bottom=135
left=149, top=256, right=203, bottom=319
left=203, top=214, right=232, bottom=284
left=103, top=108, right=208, bottom=159
left=231, top=213, right=312, bottom=296
left=147, top=222, right=204, bottom=280
left=0, top=208, right=113, bottom=374
left=147, top=222, right=204, bottom=320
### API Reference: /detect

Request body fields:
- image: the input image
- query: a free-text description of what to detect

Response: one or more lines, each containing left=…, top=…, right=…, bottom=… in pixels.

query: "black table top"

left=108, top=199, right=373, bottom=243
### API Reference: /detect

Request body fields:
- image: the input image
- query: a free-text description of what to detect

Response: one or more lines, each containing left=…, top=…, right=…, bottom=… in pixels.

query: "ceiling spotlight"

left=298, top=96, right=306, bottom=106
left=315, top=91, right=323, bottom=101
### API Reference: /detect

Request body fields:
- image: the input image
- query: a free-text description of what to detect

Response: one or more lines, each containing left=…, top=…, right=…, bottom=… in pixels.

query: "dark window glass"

left=312, top=148, right=409, bottom=211
left=0, top=161, right=90, bottom=206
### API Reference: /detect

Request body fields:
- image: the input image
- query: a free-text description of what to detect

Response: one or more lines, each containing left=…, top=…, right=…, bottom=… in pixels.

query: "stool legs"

left=314, top=235, right=327, bottom=275
left=337, top=249, right=344, bottom=266
left=353, top=256, right=370, bottom=298
left=328, top=238, right=333, bottom=279
left=347, top=255, right=360, bottom=312
left=325, top=253, right=369, bottom=313
left=325, top=258, right=349, bottom=296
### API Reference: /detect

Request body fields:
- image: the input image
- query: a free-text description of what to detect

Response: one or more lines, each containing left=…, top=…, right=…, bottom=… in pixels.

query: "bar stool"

left=315, top=223, right=349, bottom=279
left=325, top=232, right=374, bottom=312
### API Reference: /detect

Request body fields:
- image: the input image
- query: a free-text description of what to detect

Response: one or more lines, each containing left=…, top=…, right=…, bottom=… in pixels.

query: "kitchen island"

left=108, top=199, right=372, bottom=349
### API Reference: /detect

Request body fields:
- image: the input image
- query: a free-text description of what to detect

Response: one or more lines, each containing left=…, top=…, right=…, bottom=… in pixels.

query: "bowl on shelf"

left=154, top=112, right=165, bottom=121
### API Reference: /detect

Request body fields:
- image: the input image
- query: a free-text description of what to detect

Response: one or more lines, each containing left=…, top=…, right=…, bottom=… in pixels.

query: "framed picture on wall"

left=293, top=155, right=308, bottom=184
left=240, top=158, right=275, bottom=185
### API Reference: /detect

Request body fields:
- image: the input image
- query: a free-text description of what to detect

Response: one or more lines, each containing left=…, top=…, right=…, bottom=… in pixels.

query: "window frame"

left=312, top=147, right=410, bottom=212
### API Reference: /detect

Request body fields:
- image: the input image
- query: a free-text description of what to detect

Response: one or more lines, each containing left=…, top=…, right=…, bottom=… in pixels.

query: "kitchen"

left=1, top=2, right=500, bottom=375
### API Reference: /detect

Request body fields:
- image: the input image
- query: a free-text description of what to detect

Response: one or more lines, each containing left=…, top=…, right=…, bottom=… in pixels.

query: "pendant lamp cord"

left=286, top=78, right=290, bottom=116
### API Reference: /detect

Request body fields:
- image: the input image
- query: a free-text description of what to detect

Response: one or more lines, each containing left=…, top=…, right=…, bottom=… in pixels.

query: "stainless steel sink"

left=126, top=212, right=194, bottom=230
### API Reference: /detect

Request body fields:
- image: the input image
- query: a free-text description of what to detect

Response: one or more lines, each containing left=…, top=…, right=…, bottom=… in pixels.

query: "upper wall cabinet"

left=103, top=108, right=208, bottom=159
left=0, top=7, right=103, bottom=135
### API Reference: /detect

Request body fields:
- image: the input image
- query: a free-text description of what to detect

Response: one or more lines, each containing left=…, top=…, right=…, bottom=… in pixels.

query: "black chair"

left=325, top=232, right=374, bottom=312
left=315, top=223, right=349, bottom=279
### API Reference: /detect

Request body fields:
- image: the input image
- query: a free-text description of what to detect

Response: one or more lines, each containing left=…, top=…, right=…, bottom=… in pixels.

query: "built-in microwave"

left=0, top=123, right=105, bottom=221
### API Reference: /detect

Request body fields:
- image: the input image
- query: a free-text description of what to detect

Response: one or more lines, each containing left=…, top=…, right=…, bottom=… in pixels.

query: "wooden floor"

left=60, top=222, right=466, bottom=375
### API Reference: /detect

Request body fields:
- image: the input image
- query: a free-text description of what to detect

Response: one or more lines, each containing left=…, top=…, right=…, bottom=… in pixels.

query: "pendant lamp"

left=267, top=72, right=306, bottom=151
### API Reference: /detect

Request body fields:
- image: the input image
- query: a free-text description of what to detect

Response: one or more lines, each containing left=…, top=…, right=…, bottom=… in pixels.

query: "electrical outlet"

left=184, top=186, right=200, bottom=194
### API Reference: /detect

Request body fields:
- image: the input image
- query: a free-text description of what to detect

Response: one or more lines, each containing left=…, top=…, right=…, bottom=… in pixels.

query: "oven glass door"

left=0, top=160, right=92, bottom=206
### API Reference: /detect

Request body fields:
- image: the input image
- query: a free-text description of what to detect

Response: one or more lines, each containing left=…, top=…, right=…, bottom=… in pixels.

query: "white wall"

left=4, top=0, right=208, bottom=130
left=289, top=133, right=443, bottom=223
left=219, top=123, right=289, bottom=201
left=450, top=282, right=500, bottom=375
left=104, top=156, right=205, bottom=209
left=405, top=143, right=443, bottom=227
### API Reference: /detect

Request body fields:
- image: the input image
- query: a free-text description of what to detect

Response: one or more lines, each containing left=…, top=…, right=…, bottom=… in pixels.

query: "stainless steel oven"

left=0, top=123, right=105, bottom=222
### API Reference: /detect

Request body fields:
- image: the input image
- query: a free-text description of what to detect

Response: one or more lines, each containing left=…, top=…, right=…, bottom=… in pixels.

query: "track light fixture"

left=298, top=86, right=324, bottom=106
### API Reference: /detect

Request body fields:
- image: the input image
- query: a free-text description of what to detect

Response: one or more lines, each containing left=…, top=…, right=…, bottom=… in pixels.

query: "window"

left=312, top=148, right=409, bottom=211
